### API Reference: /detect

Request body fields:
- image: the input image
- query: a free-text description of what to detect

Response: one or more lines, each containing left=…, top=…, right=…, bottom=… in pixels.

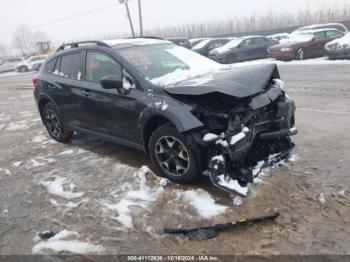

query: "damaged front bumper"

left=203, top=88, right=297, bottom=196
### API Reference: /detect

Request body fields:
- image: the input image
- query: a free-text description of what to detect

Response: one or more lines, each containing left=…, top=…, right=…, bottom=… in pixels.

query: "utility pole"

left=138, top=0, right=143, bottom=37
left=119, top=0, right=135, bottom=38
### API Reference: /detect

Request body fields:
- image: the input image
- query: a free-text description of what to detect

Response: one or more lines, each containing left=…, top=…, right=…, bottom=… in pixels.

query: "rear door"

left=80, top=50, right=143, bottom=144
left=252, top=37, right=270, bottom=58
left=311, top=32, right=328, bottom=57
left=49, top=51, right=87, bottom=129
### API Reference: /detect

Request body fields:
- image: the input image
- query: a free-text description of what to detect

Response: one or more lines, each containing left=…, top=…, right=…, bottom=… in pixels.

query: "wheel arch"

left=141, top=115, right=173, bottom=156
left=37, top=94, right=63, bottom=121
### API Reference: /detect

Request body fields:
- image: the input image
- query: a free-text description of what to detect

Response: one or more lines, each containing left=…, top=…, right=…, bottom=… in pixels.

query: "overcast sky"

left=0, top=0, right=349, bottom=46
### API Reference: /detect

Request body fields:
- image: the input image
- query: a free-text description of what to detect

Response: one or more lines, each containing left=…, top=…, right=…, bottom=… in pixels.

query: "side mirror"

left=100, top=75, right=123, bottom=90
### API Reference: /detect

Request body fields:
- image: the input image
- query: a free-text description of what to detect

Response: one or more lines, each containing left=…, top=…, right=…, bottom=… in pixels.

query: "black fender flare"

left=138, top=101, right=204, bottom=146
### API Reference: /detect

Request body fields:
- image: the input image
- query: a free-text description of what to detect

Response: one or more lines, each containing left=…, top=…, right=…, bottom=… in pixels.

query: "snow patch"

left=182, top=189, right=227, bottom=219
left=13, top=161, right=23, bottom=167
left=217, top=175, right=249, bottom=197
left=39, top=176, right=84, bottom=199
left=6, top=121, right=31, bottom=131
left=32, top=229, right=104, bottom=254
left=32, top=135, right=48, bottom=143
left=233, top=196, right=242, bottom=206
left=59, top=149, right=75, bottom=155
left=99, top=165, right=167, bottom=229
left=230, top=127, right=249, bottom=145
left=203, top=133, right=219, bottom=142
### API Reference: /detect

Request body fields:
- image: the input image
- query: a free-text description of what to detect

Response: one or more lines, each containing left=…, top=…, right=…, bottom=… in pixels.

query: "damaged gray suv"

left=33, top=38, right=297, bottom=196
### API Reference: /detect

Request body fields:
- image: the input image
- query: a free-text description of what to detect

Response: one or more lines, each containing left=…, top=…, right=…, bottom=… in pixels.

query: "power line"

left=0, top=3, right=120, bottom=36
left=29, top=3, right=119, bottom=29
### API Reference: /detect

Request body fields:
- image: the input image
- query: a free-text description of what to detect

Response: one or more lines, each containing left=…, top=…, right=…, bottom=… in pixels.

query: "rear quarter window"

left=55, top=52, right=82, bottom=80
left=44, top=58, right=56, bottom=74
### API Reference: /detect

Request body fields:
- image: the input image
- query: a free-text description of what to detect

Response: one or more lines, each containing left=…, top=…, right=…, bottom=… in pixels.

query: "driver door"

left=80, top=50, right=142, bottom=143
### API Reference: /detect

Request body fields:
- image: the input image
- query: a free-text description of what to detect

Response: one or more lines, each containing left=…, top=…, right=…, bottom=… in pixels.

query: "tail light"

left=32, top=74, right=39, bottom=86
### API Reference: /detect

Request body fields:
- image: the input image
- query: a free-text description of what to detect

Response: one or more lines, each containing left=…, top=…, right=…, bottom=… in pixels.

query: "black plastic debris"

left=39, top=230, right=56, bottom=240
left=164, top=212, right=280, bottom=241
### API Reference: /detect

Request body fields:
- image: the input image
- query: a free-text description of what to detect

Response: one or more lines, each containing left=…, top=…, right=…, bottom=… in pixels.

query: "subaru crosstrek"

left=33, top=38, right=297, bottom=195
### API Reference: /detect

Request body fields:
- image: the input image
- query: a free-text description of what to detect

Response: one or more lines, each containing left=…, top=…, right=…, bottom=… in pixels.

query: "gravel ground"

left=0, top=62, right=350, bottom=256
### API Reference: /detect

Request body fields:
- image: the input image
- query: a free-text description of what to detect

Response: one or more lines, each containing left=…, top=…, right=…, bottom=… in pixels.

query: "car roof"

left=296, top=23, right=348, bottom=32
left=296, top=28, right=341, bottom=34
left=103, top=38, right=172, bottom=49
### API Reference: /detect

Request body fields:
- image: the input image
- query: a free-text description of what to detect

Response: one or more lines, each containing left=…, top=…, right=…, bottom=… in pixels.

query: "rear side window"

left=56, top=52, right=82, bottom=80
left=85, top=51, right=121, bottom=83
left=326, top=30, right=341, bottom=38
left=44, top=58, right=56, bottom=74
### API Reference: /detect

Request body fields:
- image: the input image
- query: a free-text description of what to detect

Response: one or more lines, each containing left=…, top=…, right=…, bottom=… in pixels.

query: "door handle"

left=82, top=89, right=91, bottom=96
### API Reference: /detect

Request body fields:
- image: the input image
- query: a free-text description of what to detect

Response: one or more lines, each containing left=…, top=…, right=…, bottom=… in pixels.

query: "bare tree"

left=0, top=43, right=7, bottom=57
left=12, top=24, right=35, bottom=56
left=142, top=7, right=350, bottom=38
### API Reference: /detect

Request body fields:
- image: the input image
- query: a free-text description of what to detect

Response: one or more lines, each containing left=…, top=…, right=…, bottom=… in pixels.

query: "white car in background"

left=15, top=55, right=47, bottom=73
left=0, top=57, right=25, bottom=73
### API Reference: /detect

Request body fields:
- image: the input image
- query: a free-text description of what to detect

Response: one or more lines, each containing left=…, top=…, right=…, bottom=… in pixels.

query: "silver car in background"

left=0, top=57, right=25, bottom=73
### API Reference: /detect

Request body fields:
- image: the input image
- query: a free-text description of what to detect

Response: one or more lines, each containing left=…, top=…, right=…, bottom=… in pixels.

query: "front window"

left=115, top=44, right=220, bottom=86
left=86, top=51, right=122, bottom=83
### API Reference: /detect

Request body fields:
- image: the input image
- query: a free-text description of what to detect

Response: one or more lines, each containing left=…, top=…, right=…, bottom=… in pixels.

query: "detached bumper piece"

left=164, top=212, right=280, bottom=241
left=205, top=95, right=297, bottom=197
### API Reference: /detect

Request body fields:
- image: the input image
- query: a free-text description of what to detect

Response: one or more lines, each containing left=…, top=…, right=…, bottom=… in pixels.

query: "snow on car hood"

left=164, top=63, right=279, bottom=98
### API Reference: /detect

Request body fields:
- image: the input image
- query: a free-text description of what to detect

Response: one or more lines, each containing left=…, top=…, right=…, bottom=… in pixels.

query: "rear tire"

left=149, top=124, right=199, bottom=184
left=42, top=103, right=73, bottom=143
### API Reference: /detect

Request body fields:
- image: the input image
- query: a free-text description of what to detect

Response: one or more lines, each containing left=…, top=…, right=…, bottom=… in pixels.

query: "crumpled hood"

left=164, top=63, right=280, bottom=98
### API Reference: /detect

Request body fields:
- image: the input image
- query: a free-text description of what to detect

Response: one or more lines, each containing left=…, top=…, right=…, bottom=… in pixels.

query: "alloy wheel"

left=155, top=136, right=190, bottom=177
left=45, top=109, right=61, bottom=138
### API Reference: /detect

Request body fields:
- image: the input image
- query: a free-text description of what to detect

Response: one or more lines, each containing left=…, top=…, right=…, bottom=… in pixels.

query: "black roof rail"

left=56, top=41, right=110, bottom=52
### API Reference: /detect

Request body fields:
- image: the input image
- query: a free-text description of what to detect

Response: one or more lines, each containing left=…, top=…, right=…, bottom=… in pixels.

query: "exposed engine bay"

left=182, top=78, right=297, bottom=196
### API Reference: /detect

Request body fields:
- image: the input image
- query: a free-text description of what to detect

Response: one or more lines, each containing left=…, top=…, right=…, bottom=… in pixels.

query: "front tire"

left=149, top=124, right=199, bottom=184
left=42, top=103, right=73, bottom=143
left=19, top=66, right=28, bottom=73
left=296, top=48, right=305, bottom=60
left=225, top=53, right=237, bottom=64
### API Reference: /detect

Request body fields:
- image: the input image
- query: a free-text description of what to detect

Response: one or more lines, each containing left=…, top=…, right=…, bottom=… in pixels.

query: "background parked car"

left=268, top=28, right=344, bottom=60
left=292, top=23, right=348, bottom=34
left=14, top=55, right=47, bottom=73
left=191, top=38, right=231, bottom=57
left=166, top=37, right=191, bottom=48
left=0, top=57, right=25, bottom=73
left=267, top=33, right=290, bottom=43
left=325, top=33, right=350, bottom=59
left=208, top=36, right=278, bottom=63
left=189, top=37, right=210, bottom=48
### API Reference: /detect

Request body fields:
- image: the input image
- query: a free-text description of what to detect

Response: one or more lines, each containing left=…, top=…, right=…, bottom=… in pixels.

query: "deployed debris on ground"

left=164, top=212, right=280, bottom=240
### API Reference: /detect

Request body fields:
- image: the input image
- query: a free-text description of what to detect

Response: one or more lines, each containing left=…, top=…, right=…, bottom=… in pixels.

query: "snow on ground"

left=98, top=166, right=168, bottom=229
left=32, top=134, right=48, bottom=143
left=5, top=121, right=33, bottom=131
left=180, top=189, right=227, bottom=219
left=32, top=230, right=104, bottom=254
left=0, top=113, right=11, bottom=122
left=39, top=176, right=84, bottom=199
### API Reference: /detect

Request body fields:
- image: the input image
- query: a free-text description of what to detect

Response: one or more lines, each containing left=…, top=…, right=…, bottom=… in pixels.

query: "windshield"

left=115, top=44, right=221, bottom=87
left=192, top=39, right=211, bottom=49
left=285, top=33, right=314, bottom=42
left=214, top=38, right=242, bottom=53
